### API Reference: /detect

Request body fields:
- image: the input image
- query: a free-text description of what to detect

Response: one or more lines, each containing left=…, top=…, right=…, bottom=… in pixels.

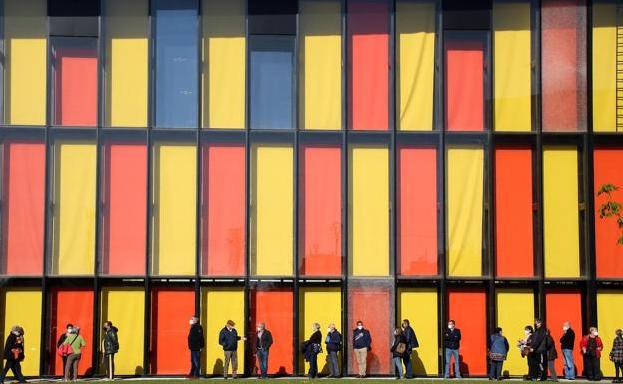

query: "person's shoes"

left=444, top=376, right=450, bottom=379
left=457, top=376, right=463, bottom=379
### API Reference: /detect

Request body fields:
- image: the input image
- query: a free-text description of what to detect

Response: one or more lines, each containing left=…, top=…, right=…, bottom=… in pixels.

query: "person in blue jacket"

left=444, top=320, right=462, bottom=378
left=488, top=327, right=510, bottom=380
left=325, top=323, right=342, bottom=378
left=218, top=320, right=246, bottom=379
left=352, top=321, right=372, bottom=378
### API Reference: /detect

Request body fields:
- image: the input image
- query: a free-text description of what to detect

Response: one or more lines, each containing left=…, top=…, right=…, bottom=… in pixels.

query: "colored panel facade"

left=597, top=291, right=623, bottom=377
left=495, top=290, right=534, bottom=376
left=398, top=289, right=438, bottom=375
left=592, top=0, right=617, bottom=132
left=448, top=290, right=487, bottom=376
left=545, top=291, right=583, bottom=376
left=1, top=289, right=42, bottom=376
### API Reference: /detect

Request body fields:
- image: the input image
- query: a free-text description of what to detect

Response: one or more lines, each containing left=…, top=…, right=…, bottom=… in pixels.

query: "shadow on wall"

left=411, top=350, right=427, bottom=375
left=213, top=358, right=223, bottom=375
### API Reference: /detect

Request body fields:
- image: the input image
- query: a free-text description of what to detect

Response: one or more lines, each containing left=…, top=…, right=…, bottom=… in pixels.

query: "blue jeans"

left=257, top=349, right=269, bottom=378
left=308, top=353, right=318, bottom=378
left=393, top=357, right=404, bottom=378
left=562, top=349, right=575, bottom=379
left=190, top=350, right=201, bottom=377
left=328, top=351, right=340, bottom=377
left=403, top=349, right=413, bottom=378
left=445, top=348, right=461, bottom=378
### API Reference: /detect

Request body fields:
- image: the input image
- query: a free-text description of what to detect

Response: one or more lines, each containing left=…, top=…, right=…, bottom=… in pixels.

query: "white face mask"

left=189, top=320, right=195, bottom=325
left=12, top=331, right=19, bottom=336
left=257, top=328, right=262, bottom=332
left=563, top=326, right=569, bottom=331
left=448, top=325, right=455, bottom=330
left=592, top=331, right=598, bottom=336
left=525, top=330, right=531, bottom=335
left=357, top=325, right=363, bottom=330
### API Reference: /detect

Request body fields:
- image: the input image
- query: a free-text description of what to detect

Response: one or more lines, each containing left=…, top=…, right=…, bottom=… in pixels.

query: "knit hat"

left=227, top=320, right=235, bottom=327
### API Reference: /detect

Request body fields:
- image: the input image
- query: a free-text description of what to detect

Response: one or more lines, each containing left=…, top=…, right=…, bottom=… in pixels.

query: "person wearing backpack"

left=401, top=319, right=419, bottom=379
left=325, top=323, right=342, bottom=378
left=304, top=323, right=322, bottom=379
left=102, top=321, right=119, bottom=380
left=488, top=327, right=509, bottom=380
left=391, top=328, right=408, bottom=379
left=546, top=329, right=558, bottom=381
left=63, top=326, right=86, bottom=381
left=609, top=329, right=623, bottom=383
left=0, top=326, right=25, bottom=384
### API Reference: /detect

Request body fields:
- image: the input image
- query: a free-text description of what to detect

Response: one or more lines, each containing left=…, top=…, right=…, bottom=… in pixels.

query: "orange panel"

left=398, top=146, right=437, bottom=276
left=56, top=47, right=97, bottom=126
left=495, top=147, right=534, bottom=277
left=50, top=289, right=94, bottom=375
left=202, top=143, right=245, bottom=276
left=151, top=289, right=195, bottom=374
left=545, top=291, right=583, bottom=375
left=448, top=290, right=487, bottom=376
left=250, top=289, right=293, bottom=374
left=594, top=148, right=623, bottom=278
left=300, top=145, right=341, bottom=276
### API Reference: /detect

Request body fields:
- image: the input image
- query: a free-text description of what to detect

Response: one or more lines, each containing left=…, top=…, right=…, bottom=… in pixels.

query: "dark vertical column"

left=341, top=0, right=349, bottom=376
left=437, top=0, right=446, bottom=375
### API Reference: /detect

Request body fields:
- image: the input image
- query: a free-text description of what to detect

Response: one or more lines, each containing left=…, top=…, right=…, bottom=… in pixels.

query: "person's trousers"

left=562, top=349, right=576, bottom=379
left=615, top=362, right=622, bottom=379
left=0, top=359, right=25, bottom=383
left=583, top=355, right=601, bottom=380
left=393, top=357, right=404, bottom=378
left=64, top=353, right=81, bottom=381
left=104, top=353, right=116, bottom=379
left=190, top=350, right=201, bottom=377
left=403, top=349, right=413, bottom=378
left=328, top=351, right=340, bottom=377
left=257, top=349, right=269, bottom=378
left=354, top=348, right=368, bottom=376
left=547, top=360, right=558, bottom=380
left=308, top=353, right=318, bottom=378
left=489, top=360, right=504, bottom=379
left=528, top=353, right=539, bottom=379
left=445, top=348, right=461, bottom=378
left=224, top=350, right=238, bottom=378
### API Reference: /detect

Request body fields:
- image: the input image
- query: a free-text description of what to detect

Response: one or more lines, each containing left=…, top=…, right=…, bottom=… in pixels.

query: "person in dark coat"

left=0, top=326, right=25, bottom=384
left=187, top=316, right=204, bottom=378
left=391, top=328, right=407, bottom=379
left=401, top=319, right=419, bottom=379
left=529, top=318, right=548, bottom=381
left=444, top=320, right=462, bottom=378
left=219, top=320, right=246, bottom=379
left=488, top=327, right=509, bottom=380
left=56, top=324, right=73, bottom=374
left=581, top=327, right=604, bottom=381
left=325, top=323, right=342, bottom=378
left=546, top=329, right=558, bottom=381
left=518, top=325, right=536, bottom=380
left=560, top=321, right=576, bottom=380
left=102, top=321, right=119, bottom=380
left=352, top=321, right=372, bottom=378
left=304, top=323, right=322, bottom=379
left=255, top=322, right=273, bottom=379
left=609, top=329, right=623, bottom=383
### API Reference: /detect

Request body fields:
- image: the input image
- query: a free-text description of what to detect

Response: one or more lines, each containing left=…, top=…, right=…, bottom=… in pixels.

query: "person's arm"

left=412, top=332, right=419, bottom=348
left=504, top=337, right=510, bottom=352
left=218, top=330, right=226, bottom=346
left=457, top=329, right=462, bottom=341
left=367, top=330, right=372, bottom=349
left=597, top=337, right=603, bottom=351
left=266, top=331, right=273, bottom=349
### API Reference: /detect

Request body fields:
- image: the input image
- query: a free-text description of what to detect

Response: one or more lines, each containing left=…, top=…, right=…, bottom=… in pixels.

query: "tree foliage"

left=597, top=184, right=623, bottom=245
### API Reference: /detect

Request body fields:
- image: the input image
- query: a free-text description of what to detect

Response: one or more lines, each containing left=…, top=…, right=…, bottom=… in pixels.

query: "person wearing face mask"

left=580, top=327, right=603, bottom=381
left=609, top=329, right=623, bottom=383
left=560, top=321, right=576, bottom=380
left=391, top=328, right=407, bottom=379
left=63, top=326, right=86, bottom=381
left=529, top=318, right=548, bottom=381
left=443, top=320, right=462, bottom=379
left=518, top=326, right=535, bottom=380
left=255, top=322, right=273, bottom=379
left=325, top=323, right=342, bottom=378
left=0, top=326, right=25, bottom=384
left=187, top=316, right=204, bottom=379
left=101, top=321, right=119, bottom=380
left=57, top=324, right=73, bottom=374
left=352, top=321, right=372, bottom=378
left=219, top=320, right=247, bottom=379
left=401, top=319, right=419, bottom=379
left=488, top=327, right=509, bottom=380
left=303, top=323, right=322, bottom=379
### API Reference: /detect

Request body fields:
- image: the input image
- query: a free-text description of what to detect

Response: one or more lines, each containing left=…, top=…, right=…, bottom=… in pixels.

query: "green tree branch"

left=597, top=183, right=623, bottom=245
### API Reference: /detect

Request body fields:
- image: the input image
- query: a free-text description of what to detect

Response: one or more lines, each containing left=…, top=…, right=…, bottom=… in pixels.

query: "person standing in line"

left=443, top=320, right=462, bottom=379
left=546, top=329, right=559, bottom=381
left=529, top=318, right=548, bottom=381
left=325, top=323, right=342, bottom=378
left=63, top=326, right=86, bottom=381
left=401, top=319, right=419, bottom=379
left=255, top=322, right=273, bottom=379
left=391, top=328, right=407, bottom=379
left=609, top=329, right=623, bottom=383
left=352, top=321, right=372, bottom=379
left=57, top=324, right=73, bottom=374
left=219, top=320, right=246, bottom=379
left=518, top=325, right=536, bottom=380
left=304, top=323, right=322, bottom=379
left=0, top=326, right=25, bottom=384
left=101, top=321, right=119, bottom=380
left=187, top=316, right=204, bottom=379
left=581, top=327, right=604, bottom=381
left=488, top=327, right=509, bottom=380
left=560, top=321, right=576, bottom=380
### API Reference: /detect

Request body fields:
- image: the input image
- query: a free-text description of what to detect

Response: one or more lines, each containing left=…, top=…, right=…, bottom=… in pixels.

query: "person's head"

left=589, top=327, right=598, bottom=337
left=10, top=325, right=20, bottom=336
left=189, top=316, right=199, bottom=326
left=393, top=328, right=402, bottom=336
left=256, top=322, right=265, bottom=332
left=66, top=323, right=74, bottom=333
left=563, top=321, right=571, bottom=331
left=402, top=319, right=410, bottom=329
left=72, top=326, right=80, bottom=335
left=494, top=327, right=503, bottom=336
left=448, top=320, right=456, bottom=330
left=534, top=318, right=543, bottom=329
left=103, top=321, right=113, bottom=331
left=356, top=321, right=363, bottom=330
left=328, top=323, right=336, bottom=333
left=226, top=320, right=235, bottom=330
left=616, top=329, right=623, bottom=338
left=312, top=322, right=320, bottom=332
left=524, top=325, right=534, bottom=335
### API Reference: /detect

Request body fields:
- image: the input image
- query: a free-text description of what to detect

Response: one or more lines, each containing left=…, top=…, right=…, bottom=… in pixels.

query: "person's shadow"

left=411, top=350, right=427, bottom=375
left=212, top=358, right=224, bottom=375
left=459, top=354, right=470, bottom=377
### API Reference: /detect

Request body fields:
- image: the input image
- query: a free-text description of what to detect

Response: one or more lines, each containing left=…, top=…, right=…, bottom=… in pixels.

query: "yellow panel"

left=106, top=0, right=149, bottom=127
left=299, top=287, right=341, bottom=374
left=152, top=144, right=197, bottom=275
left=201, top=288, right=245, bottom=374
left=251, top=145, right=293, bottom=276
left=493, top=0, right=532, bottom=132
left=496, top=290, right=534, bottom=376
left=447, top=147, right=483, bottom=277
left=5, top=0, right=46, bottom=125
left=100, top=288, right=145, bottom=375
left=1, top=289, right=41, bottom=376
left=53, top=142, right=96, bottom=275
left=543, top=146, right=580, bottom=278
left=349, top=146, right=390, bottom=276
left=396, top=0, right=435, bottom=131
left=597, top=291, right=623, bottom=377
left=299, top=0, right=342, bottom=130
left=202, top=0, right=246, bottom=129
left=592, top=0, right=616, bottom=132
left=398, top=289, right=438, bottom=375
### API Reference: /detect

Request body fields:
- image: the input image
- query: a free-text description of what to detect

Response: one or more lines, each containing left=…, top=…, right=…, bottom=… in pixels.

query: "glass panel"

left=545, top=291, right=583, bottom=376
left=154, top=0, right=199, bottom=128
left=495, top=290, right=534, bottom=376
left=250, top=36, right=296, bottom=130
left=396, top=0, right=436, bottom=131
left=100, top=288, right=145, bottom=374
left=543, top=146, right=580, bottom=278
left=105, top=0, right=149, bottom=127
left=592, top=0, right=617, bottom=132
left=202, top=0, right=246, bottom=129
left=0, top=140, right=45, bottom=275
left=541, top=0, right=587, bottom=132
left=1, top=288, right=41, bottom=375
left=447, top=290, right=487, bottom=376
left=493, top=0, right=532, bottom=131
left=51, top=37, right=98, bottom=127
left=299, top=0, right=342, bottom=130
left=347, top=0, right=389, bottom=131
left=597, top=291, right=623, bottom=377
left=398, top=289, right=438, bottom=375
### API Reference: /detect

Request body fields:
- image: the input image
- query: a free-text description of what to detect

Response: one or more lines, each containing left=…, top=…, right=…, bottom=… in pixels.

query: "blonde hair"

left=312, top=323, right=320, bottom=331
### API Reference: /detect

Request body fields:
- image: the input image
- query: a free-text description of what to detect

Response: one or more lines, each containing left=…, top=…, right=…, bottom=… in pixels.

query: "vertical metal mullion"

left=438, top=0, right=446, bottom=376
left=389, top=0, right=398, bottom=374
left=341, top=0, right=349, bottom=376
left=244, top=0, right=252, bottom=376
left=534, top=0, right=545, bottom=321
left=486, top=3, right=495, bottom=353
left=293, top=1, right=301, bottom=377
left=194, top=0, right=202, bottom=325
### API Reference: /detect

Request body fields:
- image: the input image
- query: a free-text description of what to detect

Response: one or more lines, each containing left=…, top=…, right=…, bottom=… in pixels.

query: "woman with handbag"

left=489, top=327, right=509, bottom=380
left=62, top=326, right=86, bottom=382
left=304, top=323, right=322, bottom=379
left=391, top=328, right=407, bottom=379
left=56, top=324, right=73, bottom=374
left=581, top=327, right=604, bottom=381
left=0, top=326, right=26, bottom=384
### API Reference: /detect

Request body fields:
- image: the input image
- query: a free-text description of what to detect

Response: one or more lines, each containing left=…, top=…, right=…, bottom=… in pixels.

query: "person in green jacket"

left=63, top=326, right=86, bottom=381
left=102, top=321, right=119, bottom=380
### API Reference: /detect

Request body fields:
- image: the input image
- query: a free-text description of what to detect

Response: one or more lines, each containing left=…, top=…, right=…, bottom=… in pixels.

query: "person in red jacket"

left=580, top=327, right=604, bottom=381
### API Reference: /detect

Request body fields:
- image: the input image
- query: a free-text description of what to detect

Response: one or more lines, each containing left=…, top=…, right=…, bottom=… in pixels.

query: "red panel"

left=398, top=146, right=437, bottom=276
left=250, top=289, right=294, bottom=374
left=495, top=147, right=534, bottom=277
left=2, top=141, right=45, bottom=275
left=349, top=287, right=390, bottom=375
left=448, top=290, right=487, bottom=376
left=151, top=289, right=195, bottom=374
left=55, top=47, right=98, bottom=126
left=102, top=142, right=147, bottom=275
left=545, top=291, right=583, bottom=375
left=202, top=143, right=245, bottom=276
left=300, top=145, right=341, bottom=276
left=348, top=0, right=388, bottom=130
left=445, top=35, right=485, bottom=131
left=594, top=148, right=623, bottom=278
left=50, top=289, right=94, bottom=375
left=541, top=0, right=586, bottom=131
